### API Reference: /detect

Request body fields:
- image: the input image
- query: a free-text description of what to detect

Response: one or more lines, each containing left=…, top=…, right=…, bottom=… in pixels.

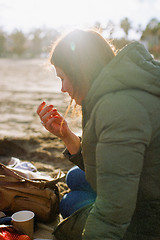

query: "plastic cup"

left=12, top=210, right=35, bottom=239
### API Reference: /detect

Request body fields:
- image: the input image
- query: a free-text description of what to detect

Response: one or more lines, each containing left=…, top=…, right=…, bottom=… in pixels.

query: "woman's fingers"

left=46, top=114, right=64, bottom=128
left=42, top=108, right=58, bottom=122
left=45, top=115, right=60, bottom=131
left=39, top=104, right=54, bottom=117
left=37, top=101, right=46, bottom=114
left=47, top=114, right=63, bottom=125
left=37, top=102, right=66, bottom=137
left=46, top=115, right=58, bottom=125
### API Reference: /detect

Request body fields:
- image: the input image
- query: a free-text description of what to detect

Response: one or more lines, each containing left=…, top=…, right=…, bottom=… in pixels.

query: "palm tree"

left=120, top=17, right=132, bottom=39
left=106, top=20, right=115, bottom=39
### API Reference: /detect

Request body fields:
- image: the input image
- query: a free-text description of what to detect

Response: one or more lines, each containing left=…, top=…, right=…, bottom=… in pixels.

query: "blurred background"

left=0, top=0, right=160, bottom=59
left=0, top=0, right=160, bottom=137
left=0, top=0, right=160, bottom=186
left=0, top=1, right=160, bottom=230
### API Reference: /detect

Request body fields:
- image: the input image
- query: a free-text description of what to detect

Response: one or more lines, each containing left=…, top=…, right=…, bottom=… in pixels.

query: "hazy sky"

left=0, top=0, right=160, bottom=38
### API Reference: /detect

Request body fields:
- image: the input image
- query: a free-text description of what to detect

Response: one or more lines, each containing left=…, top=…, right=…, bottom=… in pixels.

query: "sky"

left=0, top=0, right=160, bottom=39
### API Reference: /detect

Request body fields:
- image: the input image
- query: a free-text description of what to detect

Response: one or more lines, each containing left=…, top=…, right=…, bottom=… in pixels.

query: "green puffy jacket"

left=54, top=42, right=160, bottom=240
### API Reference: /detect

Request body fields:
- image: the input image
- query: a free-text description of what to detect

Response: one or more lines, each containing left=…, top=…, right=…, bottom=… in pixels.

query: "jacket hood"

left=82, top=41, right=160, bottom=116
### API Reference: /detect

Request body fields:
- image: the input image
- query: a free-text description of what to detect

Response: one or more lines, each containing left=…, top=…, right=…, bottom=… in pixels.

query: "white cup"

left=12, top=210, right=35, bottom=239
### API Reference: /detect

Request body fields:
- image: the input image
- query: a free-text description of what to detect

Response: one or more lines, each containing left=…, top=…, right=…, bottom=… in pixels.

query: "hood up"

left=83, top=41, right=160, bottom=116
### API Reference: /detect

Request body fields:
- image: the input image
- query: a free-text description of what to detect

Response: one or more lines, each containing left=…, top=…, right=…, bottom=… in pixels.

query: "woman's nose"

left=61, top=88, right=65, bottom=93
left=61, top=84, right=66, bottom=93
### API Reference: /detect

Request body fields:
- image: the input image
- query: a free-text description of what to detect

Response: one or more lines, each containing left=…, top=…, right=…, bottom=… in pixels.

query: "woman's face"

left=55, top=66, right=84, bottom=105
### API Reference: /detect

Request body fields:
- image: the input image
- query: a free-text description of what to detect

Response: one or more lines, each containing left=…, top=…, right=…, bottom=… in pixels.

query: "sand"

left=0, top=58, right=82, bottom=239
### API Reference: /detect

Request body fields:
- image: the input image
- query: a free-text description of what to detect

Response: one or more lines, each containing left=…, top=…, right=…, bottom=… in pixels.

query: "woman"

left=37, top=29, right=160, bottom=240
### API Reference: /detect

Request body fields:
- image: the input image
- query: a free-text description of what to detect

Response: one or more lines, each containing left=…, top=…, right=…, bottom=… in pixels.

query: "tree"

left=28, top=28, right=45, bottom=57
left=120, top=17, right=132, bottom=39
left=9, top=30, right=26, bottom=57
left=28, top=27, right=59, bottom=57
left=106, top=20, right=115, bottom=39
left=147, top=18, right=159, bottom=32
left=136, top=24, right=143, bottom=35
left=141, top=18, right=160, bottom=58
left=0, top=29, right=6, bottom=57
left=141, top=18, right=160, bottom=43
left=93, top=21, right=104, bottom=34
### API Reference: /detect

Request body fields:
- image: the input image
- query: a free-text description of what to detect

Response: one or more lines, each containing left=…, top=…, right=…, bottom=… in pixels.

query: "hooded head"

left=50, top=29, right=115, bottom=103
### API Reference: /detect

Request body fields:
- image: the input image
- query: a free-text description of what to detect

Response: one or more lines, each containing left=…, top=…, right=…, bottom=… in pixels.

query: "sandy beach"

left=0, top=58, right=82, bottom=239
left=0, top=57, right=82, bottom=169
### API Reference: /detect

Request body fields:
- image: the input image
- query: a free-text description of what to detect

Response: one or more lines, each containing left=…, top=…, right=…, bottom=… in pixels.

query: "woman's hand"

left=37, top=101, right=81, bottom=155
left=37, top=101, right=69, bottom=139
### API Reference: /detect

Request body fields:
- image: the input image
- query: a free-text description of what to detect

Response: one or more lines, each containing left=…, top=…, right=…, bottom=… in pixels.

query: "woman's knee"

left=66, top=166, right=85, bottom=190
left=66, top=166, right=96, bottom=193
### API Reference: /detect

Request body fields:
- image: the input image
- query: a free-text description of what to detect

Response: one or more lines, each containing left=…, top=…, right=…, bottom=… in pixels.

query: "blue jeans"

left=60, top=166, right=96, bottom=218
